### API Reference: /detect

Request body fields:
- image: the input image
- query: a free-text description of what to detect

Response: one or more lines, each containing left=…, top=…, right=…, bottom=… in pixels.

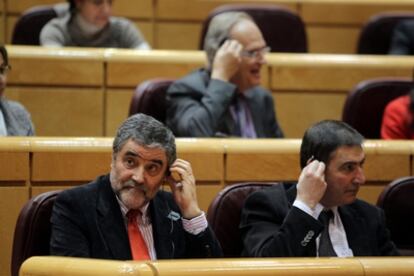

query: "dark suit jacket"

left=240, top=184, right=399, bottom=257
left=389, top=19, right=414, bottom=55
left=166, top=68, right=284, bottom=138
left=50, top=175, right=222, bottom=259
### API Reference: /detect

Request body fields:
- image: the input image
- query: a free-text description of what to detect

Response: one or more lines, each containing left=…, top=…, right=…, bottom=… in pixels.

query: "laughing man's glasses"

left=241, top=46, right=271, bottom=59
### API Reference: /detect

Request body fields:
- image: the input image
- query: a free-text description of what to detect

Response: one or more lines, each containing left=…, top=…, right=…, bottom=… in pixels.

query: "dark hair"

left=300, top=120, right=364, bottom=169
left=0, top=45, right=9, bottom=66
left=112, top=113, right=176, bottom=166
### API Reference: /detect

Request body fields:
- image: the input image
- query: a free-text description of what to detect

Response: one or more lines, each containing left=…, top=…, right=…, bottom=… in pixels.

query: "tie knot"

left=127, top=209, right=141, bottom=221
left=319, top=210, right=334, bottom=225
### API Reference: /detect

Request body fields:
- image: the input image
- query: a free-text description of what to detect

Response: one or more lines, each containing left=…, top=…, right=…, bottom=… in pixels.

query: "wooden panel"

left=31, top=186, right=73, bottom=197
left=195, top=184, right=223, bottom=212
left=6, top=14, right=17, bottom=44
left=156, top=22, right=201, bottom=50
left=112, top=0, right=153, bottom=19
left=0, top=12, right=4, bottom=44
left=6, top=0, right=61, bottom=13
left=7, top=46, right=104, bottom=86
left=268, top=54, right=414, bottom=91
left=364, top=155, right=410, bottom=181
left=156, top=0, right=297, bottom=20
left=0, top=186, right=29, bottom=276
left=32, top=152, right=112, bottom=182
left=133, top=21, right=154, bottom=48
left=307, top=26, right=360, bottom=54
left=358, top=183, right=387, bottom=205
left=105, top=50, right=205, bottom=88
left=177, top=139, right=224, bottom=182
left=7, top=87, right=104, bottom=136
left=274, top=92, right=346, bottom=138
left=225, top=140, right=301, bottom=181
left=0, top=152, right=29, bottom=181
left=105, top=89, right=132, bottom=137
left=301, top=2, right=414, bottom=24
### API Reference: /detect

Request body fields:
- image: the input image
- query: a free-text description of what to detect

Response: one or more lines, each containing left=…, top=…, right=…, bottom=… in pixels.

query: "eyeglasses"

left=0, top=65, right=11, bottom=75
left=241, top=46, right=271, bottom=59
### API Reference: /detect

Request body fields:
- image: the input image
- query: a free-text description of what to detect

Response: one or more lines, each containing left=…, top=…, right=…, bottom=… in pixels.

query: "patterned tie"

left=127, top=209, right=150, bottom=260
left=318, top=210, right=337, bottom=256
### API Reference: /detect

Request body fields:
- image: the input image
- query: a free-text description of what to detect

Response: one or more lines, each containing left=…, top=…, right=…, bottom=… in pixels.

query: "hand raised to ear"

left=167, top=159, right=202, bottom=219
left=211, top=39, right=243, bottom=82
left=296, top=159, right=327, bottom=210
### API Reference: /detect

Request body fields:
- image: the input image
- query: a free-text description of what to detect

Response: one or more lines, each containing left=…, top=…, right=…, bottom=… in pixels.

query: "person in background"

left=381, top=88, right=414, bottom=139
left=388, top=19, right=414, bottom=55
left=40, top=0, right=150, bottom=49
left=166, top=12, right=283, bottom=138
left=241, top=120, right=399, bottom=257
left=50, top=113, right=222, bottom=260
left=0, top=45, right=34, bottom=136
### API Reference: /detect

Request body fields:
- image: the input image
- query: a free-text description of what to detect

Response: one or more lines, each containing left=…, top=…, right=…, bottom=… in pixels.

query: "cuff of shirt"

left=181, top=211, right=208, bottom=235
left=293, top=199, right=324, bottom=219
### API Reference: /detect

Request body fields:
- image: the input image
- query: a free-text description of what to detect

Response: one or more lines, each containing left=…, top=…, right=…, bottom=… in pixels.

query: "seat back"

left=199, top=4, right=307, bottom=53
left=12, top=3, right=69, bottom=45
left=342, top=78, right=412, bottom=138
left=128, top=78, right=174, bottom=123
left=11, top=190, right=61, bottom=276
left=207, top=182, right=279, bottom=257
left=357, top=12, right=414, bottom=54
left=377, top=176, right=414, bottom=255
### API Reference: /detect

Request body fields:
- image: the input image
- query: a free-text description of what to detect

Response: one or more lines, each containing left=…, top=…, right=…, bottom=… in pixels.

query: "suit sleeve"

left=50, top=190, right=91, bottom=257
left=376, top=208, right=400, bottom=256
left=184, top=227, right=223, bottom=258
left=167, top=75, right=236, bottom=137
left=240, top=187, right=323, bottom=257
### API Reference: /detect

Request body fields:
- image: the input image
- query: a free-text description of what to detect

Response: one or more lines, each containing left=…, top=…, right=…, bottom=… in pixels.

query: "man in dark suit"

left=50, top=113, right=222, bottom=260
left=166, top=12, right=283, bottom=138
left=240, top=120, right=399, bottom=257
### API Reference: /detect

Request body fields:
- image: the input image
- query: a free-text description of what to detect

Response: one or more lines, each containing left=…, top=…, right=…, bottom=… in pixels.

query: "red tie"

left=127, top=209, right=150, bottom=260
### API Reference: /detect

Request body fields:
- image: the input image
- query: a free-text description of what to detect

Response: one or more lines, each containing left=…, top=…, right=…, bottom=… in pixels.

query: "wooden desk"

left=20, top=256, right=414, bottom=276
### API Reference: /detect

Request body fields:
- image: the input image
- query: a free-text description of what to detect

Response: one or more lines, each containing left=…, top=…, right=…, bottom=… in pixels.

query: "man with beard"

left=240, top=120, right=399, bottom=257
left=50, top=113, right=222, bottom=260
left=166, top=12, right=283, bottom=138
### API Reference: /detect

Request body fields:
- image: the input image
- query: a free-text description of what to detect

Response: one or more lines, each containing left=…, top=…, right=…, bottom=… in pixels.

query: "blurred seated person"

left=50, top=113, right=222, bottom=260
left=388, top=19, right=414, bottom=55
left=0, top=45, right=34, bottom=136
left=166, top=12, right=283, bottom=138
left=241, top=120, right=399, bottom=257
left=40, top=0, right=150, bottom=49
left=381, top=89, right=414, bottom=139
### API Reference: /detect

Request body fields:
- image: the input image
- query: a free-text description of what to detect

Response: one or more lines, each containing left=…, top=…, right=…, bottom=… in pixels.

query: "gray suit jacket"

left=240, top=184, right=399, bottom=257
left=50, top=175, right=222, bottom=259
left=166, top=68, right=283, bottom=138
left=0, top=97, right=34, bottom=136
